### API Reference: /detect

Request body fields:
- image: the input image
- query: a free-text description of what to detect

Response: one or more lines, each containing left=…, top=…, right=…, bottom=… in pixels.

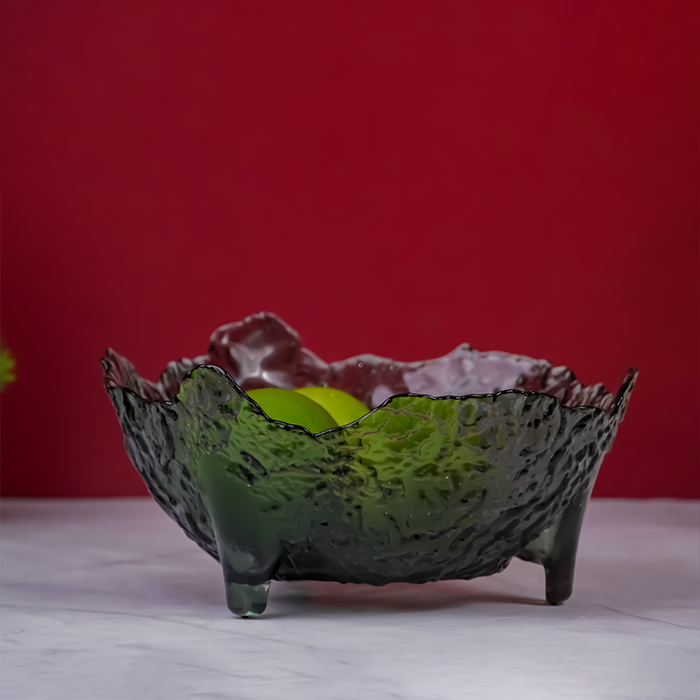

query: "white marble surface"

left=1, top=499, right=698, bottom=700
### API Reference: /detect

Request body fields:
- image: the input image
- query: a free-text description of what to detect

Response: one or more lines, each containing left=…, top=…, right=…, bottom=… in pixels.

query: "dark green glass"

left=103, top=313, right=637, bottom=617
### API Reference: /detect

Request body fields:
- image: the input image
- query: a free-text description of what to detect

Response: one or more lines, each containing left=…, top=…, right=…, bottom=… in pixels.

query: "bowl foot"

left=226, top=581, right=271, bottom=618
left=517, top=487, right=591, bottom=605
left=197, top=454, right=281, bottom=618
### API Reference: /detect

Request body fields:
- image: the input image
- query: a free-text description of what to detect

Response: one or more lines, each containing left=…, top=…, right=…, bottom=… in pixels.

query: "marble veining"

left=1, top=499, right=698, bottom=700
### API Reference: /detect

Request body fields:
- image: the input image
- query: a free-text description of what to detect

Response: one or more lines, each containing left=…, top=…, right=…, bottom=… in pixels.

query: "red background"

left=1, top=1, right=698, bottom=498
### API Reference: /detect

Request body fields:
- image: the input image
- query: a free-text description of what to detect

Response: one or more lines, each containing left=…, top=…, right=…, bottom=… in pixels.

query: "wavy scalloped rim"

left=103, top=311, right=638, bottom=423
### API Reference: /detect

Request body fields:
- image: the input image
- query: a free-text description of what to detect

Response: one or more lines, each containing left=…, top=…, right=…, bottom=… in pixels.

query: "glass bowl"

left=102, top=312, right=637, bottom=617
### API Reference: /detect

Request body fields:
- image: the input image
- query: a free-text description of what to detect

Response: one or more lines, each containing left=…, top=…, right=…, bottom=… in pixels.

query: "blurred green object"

left=0, top=346, right=15, bottom=389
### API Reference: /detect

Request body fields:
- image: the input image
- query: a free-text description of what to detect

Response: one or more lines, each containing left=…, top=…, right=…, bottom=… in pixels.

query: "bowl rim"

left=103, top=357, right=639, bottom=440
left=102, top=311, right=638, bottom=434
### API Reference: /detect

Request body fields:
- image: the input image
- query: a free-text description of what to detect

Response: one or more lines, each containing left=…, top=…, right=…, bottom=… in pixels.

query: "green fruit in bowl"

left=246, top=388, right=337, bottom=434
left=294, top=387, right=369, bottom=426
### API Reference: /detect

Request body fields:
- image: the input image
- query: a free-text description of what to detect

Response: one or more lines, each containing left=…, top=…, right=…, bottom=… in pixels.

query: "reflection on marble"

left=1, top=499, right=698, bottom=700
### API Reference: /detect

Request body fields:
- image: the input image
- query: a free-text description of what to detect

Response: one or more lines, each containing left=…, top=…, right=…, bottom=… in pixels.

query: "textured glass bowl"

left=103, top=312, right=637, bottom=617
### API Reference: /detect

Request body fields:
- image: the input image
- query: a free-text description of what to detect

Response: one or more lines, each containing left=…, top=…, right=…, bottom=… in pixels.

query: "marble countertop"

left=1, top=498, right=698, bottom=700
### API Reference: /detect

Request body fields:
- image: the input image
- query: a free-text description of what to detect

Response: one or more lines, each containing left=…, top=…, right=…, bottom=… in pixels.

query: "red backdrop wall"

left=1, top=1, right=698, bottom=498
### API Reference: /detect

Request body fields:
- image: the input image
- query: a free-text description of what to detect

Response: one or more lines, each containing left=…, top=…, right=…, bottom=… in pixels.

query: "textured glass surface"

left=103, top=312, right=637, bottom=617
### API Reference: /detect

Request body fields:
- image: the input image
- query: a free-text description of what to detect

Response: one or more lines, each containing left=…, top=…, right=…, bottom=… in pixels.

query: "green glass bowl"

left=102, top=312, right=637, bottom=617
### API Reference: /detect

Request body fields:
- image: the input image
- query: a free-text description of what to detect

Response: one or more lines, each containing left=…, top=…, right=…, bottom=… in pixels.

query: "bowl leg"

left=197, top=455, right=281, bottom=618
left=517, top=487, right=590, bottom=605
left=542, top=493, right=587, bottom=606
left=225, top=580, right=271, bottom=618
left=214, top=534, right=279, bottom=618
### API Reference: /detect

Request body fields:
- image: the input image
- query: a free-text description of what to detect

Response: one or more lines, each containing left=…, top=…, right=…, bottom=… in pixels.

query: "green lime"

left=295, top=387, right=369, bottom=427
left=247, top=388, right=338, bottom=434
